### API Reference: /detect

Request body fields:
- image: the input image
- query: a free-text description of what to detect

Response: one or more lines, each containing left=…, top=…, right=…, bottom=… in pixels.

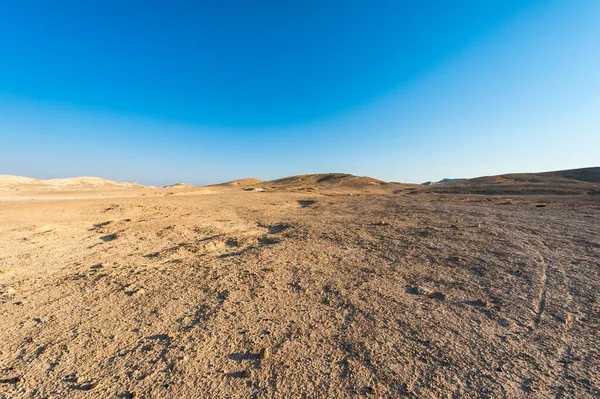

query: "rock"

left=100, top=234, right=117, bottom=242
left=258, top=347, right=271, bottom=360
left=429, top=292, right=446, bottom=301
left=466, top=299, right=490, bottom=308
left=2, top=376, right=23, bottom=385
left=83, top=381, right=98, bottom=390
left=226, top=369, right=250, bottom=378
left=405, top=286, right=429, bottom=296
left=361, top=386, right=375, bottom=395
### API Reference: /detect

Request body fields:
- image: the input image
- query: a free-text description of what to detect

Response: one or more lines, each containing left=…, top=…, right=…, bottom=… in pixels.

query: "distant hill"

left=0, top=175, right=144, bottom=189
left=422, top=178, right=465, bottom=186
left=263, top=173, right=387, bottom=191
left=536, top=167, right=600, bottom=183
left=421, top=167, right=600, bottom=195
left=221, top=178, right=263, bottom=186
left=163, top=182, right=196, bottom=189
left=4, top=167, right=598, bottom=195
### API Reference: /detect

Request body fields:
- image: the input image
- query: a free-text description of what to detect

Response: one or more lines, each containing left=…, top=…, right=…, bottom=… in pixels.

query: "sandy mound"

left=218, top=178, right=263, bottom=186
left=0, top=175, right=144, bottom=189
left=45, top=177, right=142, bottom=188
left=163, top=183, right=196, bottom=189
left=0, top=175, right=43, bottom=187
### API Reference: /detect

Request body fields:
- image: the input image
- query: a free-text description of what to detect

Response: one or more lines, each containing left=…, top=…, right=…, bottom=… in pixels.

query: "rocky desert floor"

left=1, top=187, right=599, bottom=398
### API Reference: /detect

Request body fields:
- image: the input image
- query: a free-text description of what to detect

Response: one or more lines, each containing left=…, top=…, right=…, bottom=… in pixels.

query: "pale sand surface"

left=0, top=175, right=599, bottom=398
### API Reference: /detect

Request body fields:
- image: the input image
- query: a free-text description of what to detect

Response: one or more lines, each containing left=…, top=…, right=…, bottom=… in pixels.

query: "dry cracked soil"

left=0, top=188, right=599, bottom=398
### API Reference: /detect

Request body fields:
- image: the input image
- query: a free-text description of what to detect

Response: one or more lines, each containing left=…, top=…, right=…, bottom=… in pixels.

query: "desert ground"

left=0, top=169, right=599, bottom=398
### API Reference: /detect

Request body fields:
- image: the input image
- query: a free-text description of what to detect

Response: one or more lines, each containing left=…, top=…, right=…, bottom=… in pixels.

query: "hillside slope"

left=421, top=167, right=600, bottom=195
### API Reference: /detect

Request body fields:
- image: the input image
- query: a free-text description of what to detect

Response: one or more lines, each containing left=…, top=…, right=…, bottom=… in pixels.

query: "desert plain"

left=0, top=169, right=599, bottom=398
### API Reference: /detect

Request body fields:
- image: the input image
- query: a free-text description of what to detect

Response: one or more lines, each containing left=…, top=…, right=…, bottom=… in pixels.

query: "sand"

left=0, top=171, right=599, bottom=398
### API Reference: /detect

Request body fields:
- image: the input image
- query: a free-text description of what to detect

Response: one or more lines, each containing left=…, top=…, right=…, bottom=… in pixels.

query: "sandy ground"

left=0, top=186, right=599, bottom=398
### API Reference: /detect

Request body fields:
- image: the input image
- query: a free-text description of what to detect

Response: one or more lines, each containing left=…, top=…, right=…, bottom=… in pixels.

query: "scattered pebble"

left=83, top=381, right=98, bottom=391
left=429, top=292, right=446, bottom=301
left=466, top=299, right=489, bottom=308
left=0, top=376, right=22, bottom=385
left=259, top=347, right=271, bottom=360
left=100, top=234, right=117, bottom=242
left=405, top=286, right=429, bottom=296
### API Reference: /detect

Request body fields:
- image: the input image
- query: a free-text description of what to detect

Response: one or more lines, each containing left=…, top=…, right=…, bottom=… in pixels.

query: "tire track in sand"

left=534, top=254, right=548, bottom=328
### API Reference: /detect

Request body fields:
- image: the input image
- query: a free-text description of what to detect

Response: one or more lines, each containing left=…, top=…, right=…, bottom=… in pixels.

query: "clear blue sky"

left=1, top=1, right=598, bottom=185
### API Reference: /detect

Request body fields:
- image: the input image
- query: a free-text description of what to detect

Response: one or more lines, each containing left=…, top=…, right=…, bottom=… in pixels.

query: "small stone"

left=361, top=386, right=375, bottom=395
left=428, top=292, right=446, bottom=301
left=6, top=376, right=23, bottom=385
left=405, top=286, right=429, bottom=296
left=468, top=299, right=489, bottom=308
left=258, top=347, right=271, bottom=360
left=83, top=381, right=98, bottom=390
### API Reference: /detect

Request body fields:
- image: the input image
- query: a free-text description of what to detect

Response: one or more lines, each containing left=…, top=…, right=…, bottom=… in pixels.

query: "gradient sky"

left=1, top=1, right=599, bottom=185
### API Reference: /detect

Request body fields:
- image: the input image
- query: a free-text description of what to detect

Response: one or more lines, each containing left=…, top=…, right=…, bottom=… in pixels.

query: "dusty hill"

left=540, top=166, right=600, bottom=183
left=262, top=173, right=390, bottom=192
left=218, top=178, right=263, bottom=186
left=268, top=173, right=383, bottom=186
left=0, top=175, right=42, bottom=186
left=163, top=183, right=196, bottom=189
left=422, top=178, right=465, bottom=186
left=0, top=175, right=143, bottom=189
left=421, top=167, right=600, bottom=195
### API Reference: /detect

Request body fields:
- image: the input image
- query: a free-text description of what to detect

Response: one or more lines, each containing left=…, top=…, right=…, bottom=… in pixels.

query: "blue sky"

left=1, top=1, right=599, bottom=185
